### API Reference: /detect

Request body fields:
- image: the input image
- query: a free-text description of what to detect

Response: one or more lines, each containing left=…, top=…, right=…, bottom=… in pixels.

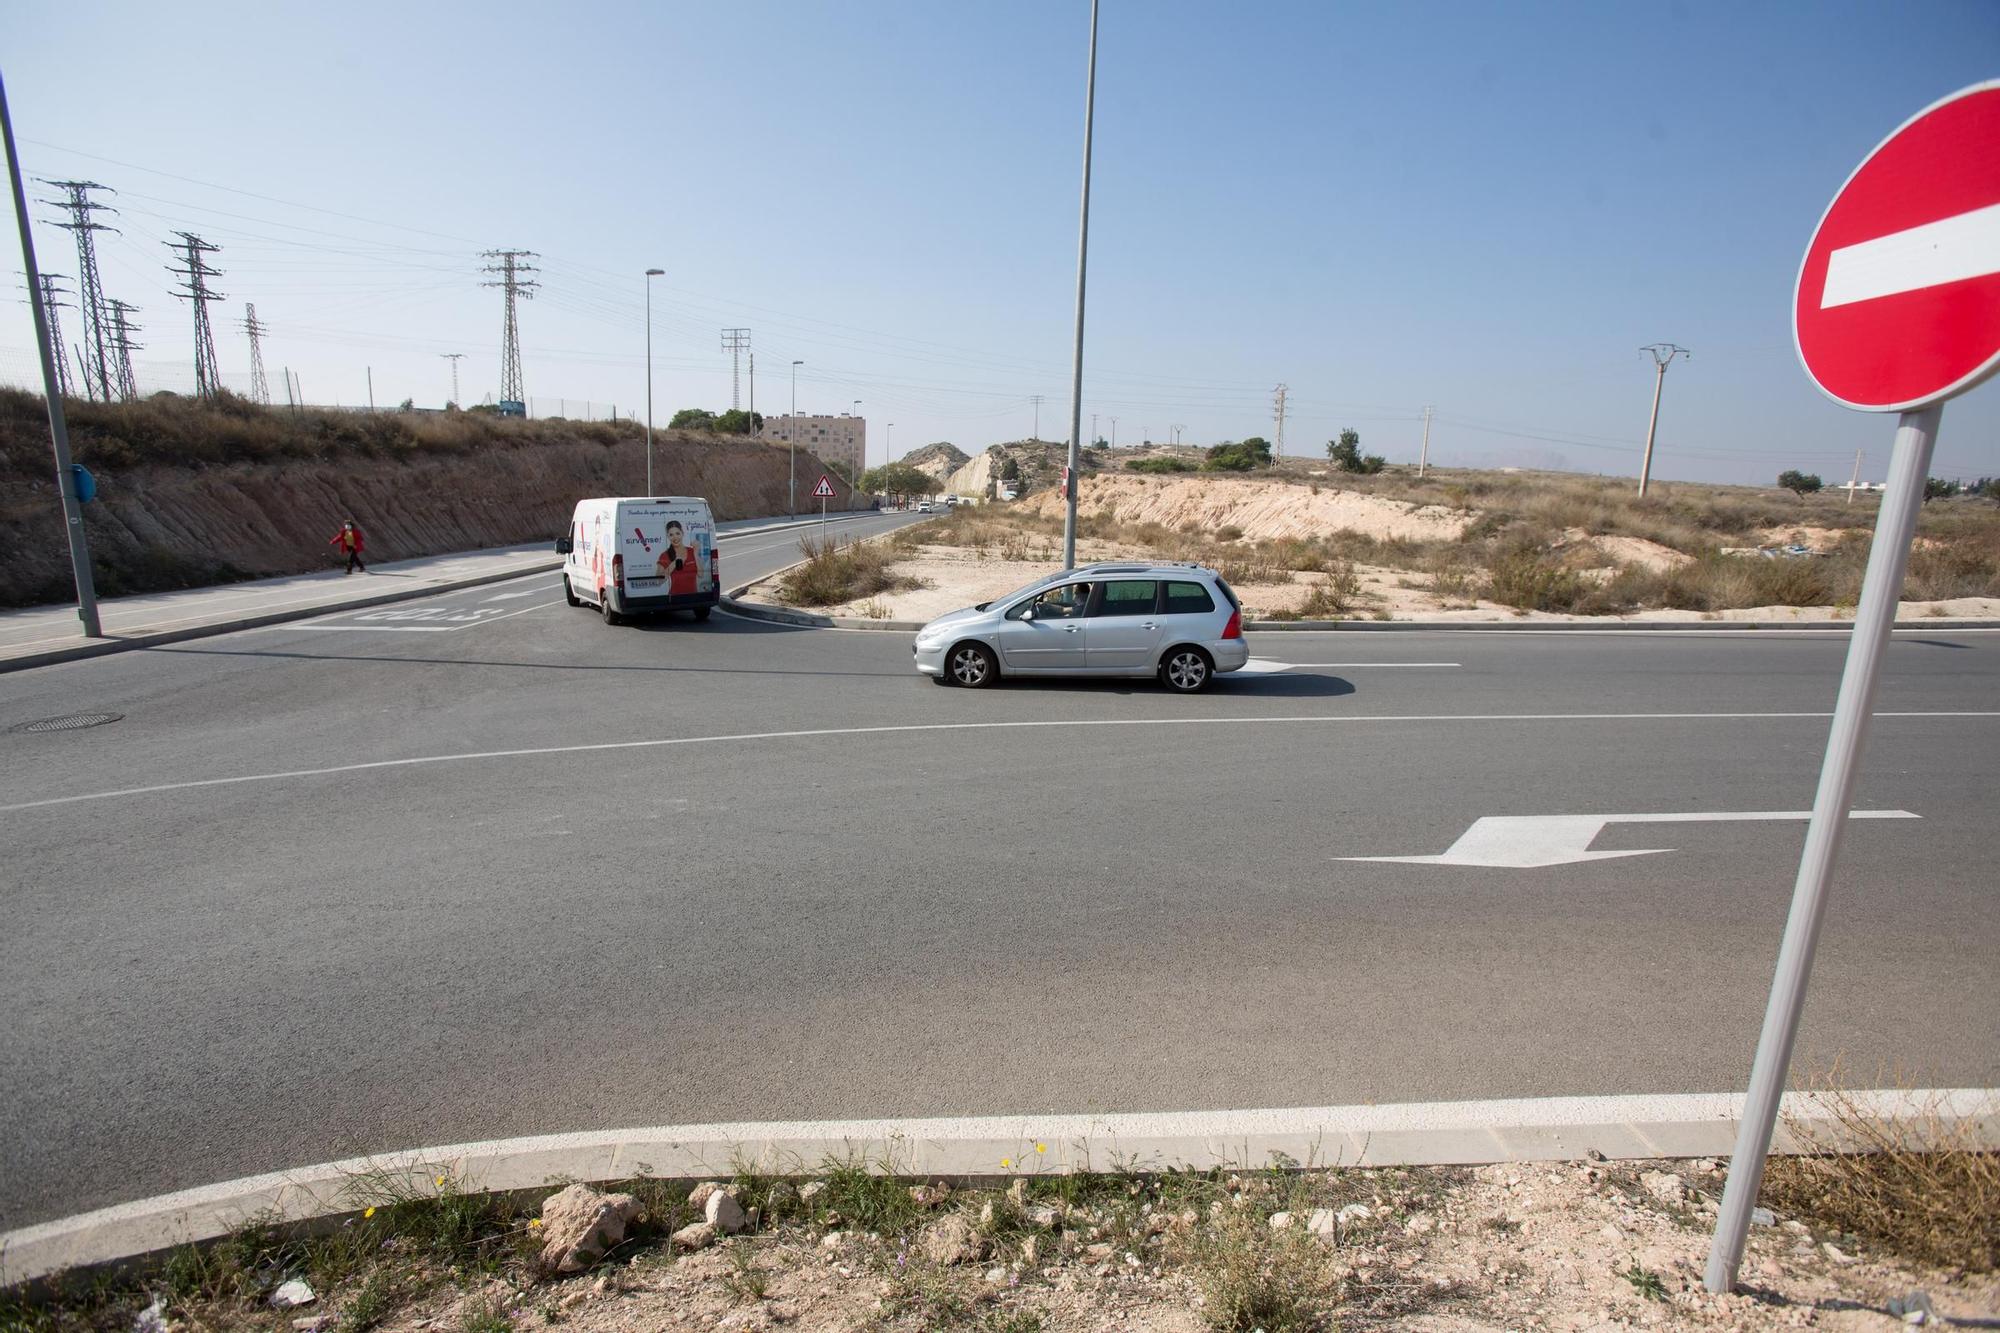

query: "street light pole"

left=2, top=69, right=99, bottom=637
left=1636, top=344, right=1688, bottom=498
left=644, top=268, right=663, bottom=494
left=790, top=360, right=803, bottom=516
left=1061, top=0, right=1100, bottom=571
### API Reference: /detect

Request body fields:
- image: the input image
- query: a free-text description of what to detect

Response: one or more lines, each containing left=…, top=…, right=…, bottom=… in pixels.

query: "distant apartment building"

left=761, top=414, right=866, bottom=479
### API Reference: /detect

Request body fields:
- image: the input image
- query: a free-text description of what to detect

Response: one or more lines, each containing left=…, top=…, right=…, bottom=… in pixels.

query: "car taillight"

left=611, top=553, right=625, bottom=587
left=1222, top=608, right=1242, bottom=639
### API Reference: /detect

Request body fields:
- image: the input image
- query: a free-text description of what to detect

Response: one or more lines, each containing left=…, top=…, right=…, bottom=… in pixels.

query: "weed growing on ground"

left=1619, top=1263, right=1667, bottom=1300
left=814, top=1155, right=921, bottom=1233
left=1761, top=1077, right=2000, bottom=1271
left=778, top=533, right=930, bottom=607
left=722, top=1240, right=768, bottom=1303
left=341, top=1271, right=397, bottom=1332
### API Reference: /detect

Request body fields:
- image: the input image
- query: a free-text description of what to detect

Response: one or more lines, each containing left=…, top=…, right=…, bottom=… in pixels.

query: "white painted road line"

left=1343, top=809, right=1921, bottom=868
left=1241, top=658, right=1458, bottom=673
left=293, top=598, right=564, bottom=633
left=1821, top=200, right=2000, bottom=308
left=5, top=710, right=1997, bottom=815
left=4, top=1086, right=1993, bottom=1286
left=483, top=587, right=544, bottom=601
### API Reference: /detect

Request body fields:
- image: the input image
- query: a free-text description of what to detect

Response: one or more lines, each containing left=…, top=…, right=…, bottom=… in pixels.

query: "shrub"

left=776, top=534, right=927, bottom=606
left=1327, top=429, right=1385, bottom=474
left=1202, top=440, right=1271, bottom=472
left=1216, top=525, right=1244, bottom=542
left=1128, top=456, right=1196, bottom=474
left=1485, top=543, right=1586, bottom=612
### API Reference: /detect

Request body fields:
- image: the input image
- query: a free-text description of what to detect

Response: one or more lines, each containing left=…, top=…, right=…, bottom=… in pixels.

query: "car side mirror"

left=555, top=537, right=573, bottom=555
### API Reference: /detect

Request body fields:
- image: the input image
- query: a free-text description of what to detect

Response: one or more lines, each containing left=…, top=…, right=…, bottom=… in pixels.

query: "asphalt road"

left=2, top=529, right=1995, bottom=1229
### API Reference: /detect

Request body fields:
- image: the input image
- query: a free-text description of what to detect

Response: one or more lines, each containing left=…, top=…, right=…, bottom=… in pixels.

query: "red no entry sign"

left=1794, top=79, right=2000, bottom=412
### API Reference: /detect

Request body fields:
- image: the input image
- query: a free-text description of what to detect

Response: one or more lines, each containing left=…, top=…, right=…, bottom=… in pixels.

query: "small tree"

left=670, top=408, right=717, bottom=431
left=1327, top=428, right=1385, bottom=474
left=1777, top=470, right=1823, bottom=494
left=713, top=408, right=764, bottom=435
left=1000, top=457, right=1021, bottom=482
left=861, top=463, right=941, bottom=497
left=1923, top=477, right=1961, bottom=503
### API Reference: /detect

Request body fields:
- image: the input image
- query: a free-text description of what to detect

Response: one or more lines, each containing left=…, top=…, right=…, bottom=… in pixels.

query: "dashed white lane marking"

left=4, top=709, right=1996, bottom=814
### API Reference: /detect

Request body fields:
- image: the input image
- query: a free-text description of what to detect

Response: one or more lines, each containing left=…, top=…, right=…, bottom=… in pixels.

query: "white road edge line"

left=3, top=1087, right=1993, bottom=1286
left=5, top=709, right=1997, bottom=814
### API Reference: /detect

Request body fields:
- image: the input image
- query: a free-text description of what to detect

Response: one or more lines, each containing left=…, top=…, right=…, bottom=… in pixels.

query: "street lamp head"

left=792, top=359, right=803, bottom=366
left=645, top=268, right=664, bottom=276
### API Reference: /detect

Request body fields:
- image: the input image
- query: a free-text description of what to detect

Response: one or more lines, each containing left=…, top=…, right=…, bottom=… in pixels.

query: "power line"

left=241, top=302, right=269, bottom=404
left=164, top=231, right=225, bottom=397
left=107, top=297, right=141, bottom=401
left=36, top=179, right=118, bottom=401
left=481, top=249, right=538, bottom=407
left=720, top=328, right=750, bottom=410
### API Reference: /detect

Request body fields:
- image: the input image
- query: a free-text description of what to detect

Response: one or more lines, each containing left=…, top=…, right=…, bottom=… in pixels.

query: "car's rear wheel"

left=693, top=606, right=713, bottom=622
left=1159, top=646, right=1213, bottom=693
left=947, top=642, right=997, bottom=688
left=600, top=592, right=622, bottom=626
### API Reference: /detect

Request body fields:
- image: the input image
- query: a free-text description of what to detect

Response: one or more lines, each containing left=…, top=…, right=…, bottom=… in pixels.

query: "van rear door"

left=619, top=500, right=715, bottom=595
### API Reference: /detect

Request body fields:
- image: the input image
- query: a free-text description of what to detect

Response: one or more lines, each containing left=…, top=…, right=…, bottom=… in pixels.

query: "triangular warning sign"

left=812, top=474, right=837, bottom=498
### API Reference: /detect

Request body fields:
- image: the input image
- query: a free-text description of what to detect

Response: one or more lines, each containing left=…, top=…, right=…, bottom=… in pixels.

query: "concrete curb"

left=0, top=513, right=885, bottom=674
left=4, top=1088, right=1993, bottom=1286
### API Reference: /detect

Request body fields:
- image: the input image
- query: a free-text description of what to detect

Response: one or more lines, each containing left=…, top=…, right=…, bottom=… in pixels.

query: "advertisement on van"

left=618, top=501, right=714, bottom=597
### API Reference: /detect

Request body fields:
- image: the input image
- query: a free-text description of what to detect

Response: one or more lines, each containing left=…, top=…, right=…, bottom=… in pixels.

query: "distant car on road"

left=915, top=500, right=936, bottom=512
left=912, top=563, right=1247, bottom=692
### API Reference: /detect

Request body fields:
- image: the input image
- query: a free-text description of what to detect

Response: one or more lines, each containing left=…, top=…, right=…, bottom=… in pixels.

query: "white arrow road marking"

left=1821, top=201, right=2000, bottom=308
left=1240, top=658, right=1459, bottom=673
left=1341, top=809, right=1920, bottom=869
left=483, top=587, right=545, bottom=601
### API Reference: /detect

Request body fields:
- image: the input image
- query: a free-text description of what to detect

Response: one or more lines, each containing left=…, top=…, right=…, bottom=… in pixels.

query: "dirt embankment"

left=0, top=399, right=863, bottom=606
left=1024, top=472, right=1470, bottom=543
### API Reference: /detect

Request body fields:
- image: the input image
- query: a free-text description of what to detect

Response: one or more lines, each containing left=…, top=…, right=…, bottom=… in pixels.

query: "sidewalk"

left=0, top=512, right=873, bottom=673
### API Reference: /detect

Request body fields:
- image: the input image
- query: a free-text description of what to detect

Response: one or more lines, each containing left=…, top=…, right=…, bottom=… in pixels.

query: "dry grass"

left=776, top=533, right=930, bottom=607
left=1762, top=1078, right=1999, bottom=1272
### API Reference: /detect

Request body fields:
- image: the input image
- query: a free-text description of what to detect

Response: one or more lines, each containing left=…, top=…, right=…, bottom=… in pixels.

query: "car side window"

left=1098, top=580, right=1158, bottom=616
left=1163, top=580, right=1215, bottom=615
left=1025, top=582, right=1093, bottom=619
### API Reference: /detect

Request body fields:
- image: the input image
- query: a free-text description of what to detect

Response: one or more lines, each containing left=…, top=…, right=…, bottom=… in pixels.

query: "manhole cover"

left=10, top=711, right=123, bottom=734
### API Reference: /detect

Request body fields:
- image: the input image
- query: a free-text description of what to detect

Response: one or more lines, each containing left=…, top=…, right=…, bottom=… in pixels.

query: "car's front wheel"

left=562, top=575, right=582, bottom=607
left=946, top=642, right=997, bottom=688
left=1159, top=646, right=1213, bottom=693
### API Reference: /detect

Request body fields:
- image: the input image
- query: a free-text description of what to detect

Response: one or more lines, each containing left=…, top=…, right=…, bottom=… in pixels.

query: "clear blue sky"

left=7, top=0, right=1998, bottom=483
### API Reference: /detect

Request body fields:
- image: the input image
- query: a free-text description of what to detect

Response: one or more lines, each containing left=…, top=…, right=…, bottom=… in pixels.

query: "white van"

left=555, top=496, right=720, bottom=624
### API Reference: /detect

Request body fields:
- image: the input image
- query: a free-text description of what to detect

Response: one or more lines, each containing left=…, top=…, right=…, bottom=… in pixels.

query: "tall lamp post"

left=1060, top=0, right=1100, bottom=570
left=851, top=400, right=862, bottom=487
left=789, top=360, right=803, bottom=515
left=644, top=268, right=663, bottom=493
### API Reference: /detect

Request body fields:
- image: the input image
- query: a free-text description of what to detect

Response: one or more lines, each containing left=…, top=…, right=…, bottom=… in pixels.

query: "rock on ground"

left=537, top=1183, right=646, bottom=1277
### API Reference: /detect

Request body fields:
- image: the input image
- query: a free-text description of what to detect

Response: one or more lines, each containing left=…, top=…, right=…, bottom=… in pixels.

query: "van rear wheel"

left=600, top=593, right=622, bottom=626
left=693, top=606, right=712, bottom=622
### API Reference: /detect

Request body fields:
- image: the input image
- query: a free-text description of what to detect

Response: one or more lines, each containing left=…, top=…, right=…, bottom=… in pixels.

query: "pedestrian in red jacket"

left=329, top=520, right=367, bottom=574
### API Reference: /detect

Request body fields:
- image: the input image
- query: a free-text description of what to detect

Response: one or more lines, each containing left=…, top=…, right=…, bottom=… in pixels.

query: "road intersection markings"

left=293, top=599, right=562, bottom=632
left=1341, top=809, right=1921, bottom=869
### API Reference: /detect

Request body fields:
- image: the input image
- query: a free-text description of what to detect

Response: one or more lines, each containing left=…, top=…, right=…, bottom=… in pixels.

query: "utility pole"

left=1061, top=0, right=1099, bottom=571
left=481, top=249, right=539, bottom=408
left=1030, top=393, right=1045, bottom=442
left=1418, top=404, right=1434, bottom=477
left=1110, top=417, right=1117, bottom=450
left=37, top=178, right=118, bottom=402
left=107, top=298, right=141, bottom=401
left=1636, top=343, right=1689, bottom=498
left=789, top=359, right=803, bottom=515
left=1272, top=383, right=1288, bottom=458
left=366, top=366, right=376, bottom=412
left=5, top=73, right=100, bottom=636
left=1846, top=449, right=1863, bottom=505
left=440, top=352, right=464, bottom=407
left=241, top=304, right=269, bottom=405
left=748, top=350, right=756, bottom=422
left=1091, top=412, right=1098, bottom=448
left=644, top=268, right=662, bottom=493
left=29, top=273, right=73, bottom=399
left=165, top=231, right=225, bottom=397
left=721, top=328, right=750, bottom=410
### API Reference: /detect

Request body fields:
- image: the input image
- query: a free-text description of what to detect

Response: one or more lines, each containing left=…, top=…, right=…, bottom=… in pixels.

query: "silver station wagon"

left=912, top=562, right=1249, bottom=692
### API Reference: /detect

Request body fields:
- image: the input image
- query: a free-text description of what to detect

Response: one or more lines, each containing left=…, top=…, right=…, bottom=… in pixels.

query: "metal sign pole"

left=1, top=69, right=100, bottom=637
left=1703, top=402, right=1940, bottom=1293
